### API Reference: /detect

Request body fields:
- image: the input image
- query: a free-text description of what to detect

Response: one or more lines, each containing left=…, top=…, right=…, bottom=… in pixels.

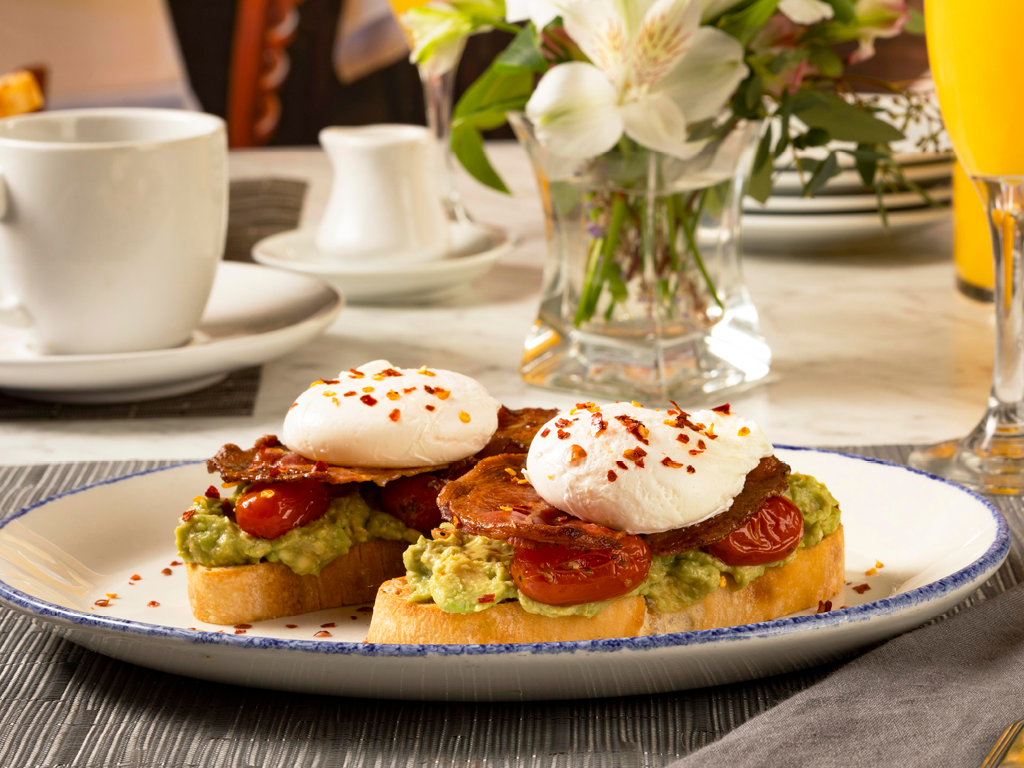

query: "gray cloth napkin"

left=669, top=585, right=1024, bottom=768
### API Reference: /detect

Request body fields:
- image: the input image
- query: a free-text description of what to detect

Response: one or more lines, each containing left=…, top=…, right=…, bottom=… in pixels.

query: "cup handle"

left=0, top=169, right=31, bottom=327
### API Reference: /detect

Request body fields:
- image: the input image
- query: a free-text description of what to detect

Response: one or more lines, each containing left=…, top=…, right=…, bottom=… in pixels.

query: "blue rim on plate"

left=0, top=446, right=1009, bottom=658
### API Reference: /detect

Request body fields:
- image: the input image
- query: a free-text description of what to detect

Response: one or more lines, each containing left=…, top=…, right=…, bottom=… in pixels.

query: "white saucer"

left=745, top=185, right=951, bottom=214
left=252, top=222, right=512, bottom=304
left=0, top=262, right=343, bottom=403
left=743, top=204, right=951, bottom=253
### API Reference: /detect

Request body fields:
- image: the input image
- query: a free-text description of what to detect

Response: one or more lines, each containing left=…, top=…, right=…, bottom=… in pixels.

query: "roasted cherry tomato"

left=379, top=474, right=445, bottom=532
left=235, top=479, right=331, bottom=539
left=705, top=496, right=804, bottom=566
left=510, top=535, right=652, bottom=607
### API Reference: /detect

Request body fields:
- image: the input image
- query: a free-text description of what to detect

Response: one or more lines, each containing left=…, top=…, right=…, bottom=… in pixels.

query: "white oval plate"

left=743, top=205, right=951, bottom=254
left=0, top=447, right=1007, bottom=701
left=744, top=185, right=951, bottom=214
left=0, top=262, right=343, bottom=403
left=252, top=222, right=512, bottom=304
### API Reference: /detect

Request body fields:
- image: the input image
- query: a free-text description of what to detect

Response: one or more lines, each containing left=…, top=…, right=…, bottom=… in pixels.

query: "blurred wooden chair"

left=228, top=0, right=304, bottom=148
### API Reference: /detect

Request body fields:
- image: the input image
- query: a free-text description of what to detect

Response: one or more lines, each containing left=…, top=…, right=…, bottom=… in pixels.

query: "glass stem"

left=421, top=63, right=470, bottom=224
left=974, top=177, right=1024, bottom=458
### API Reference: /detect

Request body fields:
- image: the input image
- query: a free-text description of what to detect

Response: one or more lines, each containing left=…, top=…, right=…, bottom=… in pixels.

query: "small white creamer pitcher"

left=316, top=124, right=449, bottom=263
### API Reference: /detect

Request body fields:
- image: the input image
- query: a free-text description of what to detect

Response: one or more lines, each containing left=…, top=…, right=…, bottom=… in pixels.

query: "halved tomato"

left=235, top=479, right=331, bottom=539
left=510, top=535, right=652, bottom=607
left=704, top=496, right=804, bottom=566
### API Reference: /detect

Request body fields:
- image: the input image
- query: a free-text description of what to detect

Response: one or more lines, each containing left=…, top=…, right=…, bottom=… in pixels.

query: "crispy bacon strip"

left=643, top=455, right=791, bottom=556
left=207, top=435, right=444, bottom=487
left=438, top=454, right=628, bottom=551
left=476, top=406, right=560, bottom=458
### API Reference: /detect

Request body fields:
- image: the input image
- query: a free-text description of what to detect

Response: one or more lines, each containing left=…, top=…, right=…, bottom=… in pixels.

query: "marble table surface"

left=0, top=143, right=992, bottom=463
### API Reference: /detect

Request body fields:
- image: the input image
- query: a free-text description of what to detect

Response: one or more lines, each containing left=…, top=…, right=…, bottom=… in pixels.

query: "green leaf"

left=856, top=156, right=877, bottom=188
left=773, top=90, right=793, bottom=158
left=793, top=127, right=830, bottom=149
left=451, top=125, right=510, bottom=193
left=791, top=90, right=904, bottom=143
left=747, top=126, right=774, bottom=202
left=804, top=152, right=840, bottom=196
left=768, top=49, right=807, bottom=76
left=807, top=46, right=843, bottom=78
left=744, top=71, right=764, bottom=112
left=718, top=0, right=781, bottom=45
left=823, top=0, right=855, bottom=24
left=454, top=66, right=533, bottom=121
left=904, top=8, right=925, bottom=34
left=496, top=25, right=548, bottom=72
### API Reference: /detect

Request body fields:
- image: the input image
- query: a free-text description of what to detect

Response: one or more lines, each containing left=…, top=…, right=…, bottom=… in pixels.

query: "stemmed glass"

left=909, top=0, right=1024, bottom=493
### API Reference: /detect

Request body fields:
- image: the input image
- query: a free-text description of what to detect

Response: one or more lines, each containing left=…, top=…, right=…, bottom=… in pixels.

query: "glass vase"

left=509, top=114, right=770, bottom=405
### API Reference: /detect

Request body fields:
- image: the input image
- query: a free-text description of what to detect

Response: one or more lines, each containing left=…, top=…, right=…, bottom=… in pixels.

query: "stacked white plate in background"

left=743, top=150, right=953, bottom=253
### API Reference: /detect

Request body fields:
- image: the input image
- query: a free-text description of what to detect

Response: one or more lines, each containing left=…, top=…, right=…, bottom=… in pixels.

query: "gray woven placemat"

left=0, top=445, right=1019, bottom=768
left=0, top=178, right=307, bottom=421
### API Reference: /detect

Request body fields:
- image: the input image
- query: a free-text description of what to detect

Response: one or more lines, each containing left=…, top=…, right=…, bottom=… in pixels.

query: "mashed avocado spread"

left=176, top=486, right=419, bottom=576
left=404, top=473, right=841, bottom=617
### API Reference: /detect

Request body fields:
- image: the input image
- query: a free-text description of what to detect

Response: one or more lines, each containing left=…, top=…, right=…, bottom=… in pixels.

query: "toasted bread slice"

left=185, top=539, right=407, bottom=625
left=367, top=580, right=647, bottom=644
left=642, top=524, right=845, bottom=635
left=366, top=526, right=844, bottom=644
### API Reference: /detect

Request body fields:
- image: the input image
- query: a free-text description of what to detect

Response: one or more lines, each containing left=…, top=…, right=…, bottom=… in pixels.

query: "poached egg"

left=283, top=360, right=500, bottom=467
left=526, top=403, right=773, bottom=535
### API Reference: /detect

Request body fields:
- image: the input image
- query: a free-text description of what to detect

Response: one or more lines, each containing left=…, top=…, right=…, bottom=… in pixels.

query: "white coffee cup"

left=0, top=108, right=227, bottom=355
left=315, top=124, right=449, bottom=263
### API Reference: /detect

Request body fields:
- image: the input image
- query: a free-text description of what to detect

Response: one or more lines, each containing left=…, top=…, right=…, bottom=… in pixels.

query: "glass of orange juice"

left=387, top=0, right=470, bottom=224
left=910, top=0, right=1024, bottom=492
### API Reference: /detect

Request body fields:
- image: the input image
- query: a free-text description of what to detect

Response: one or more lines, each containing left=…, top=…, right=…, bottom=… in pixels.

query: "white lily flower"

left=777, top=0, right=834, bottom=25
left=505, top=0, right=560, bottom=29
left=403, top=0, right=505, bottom=76
left=525, top=0, right=748, bottom=159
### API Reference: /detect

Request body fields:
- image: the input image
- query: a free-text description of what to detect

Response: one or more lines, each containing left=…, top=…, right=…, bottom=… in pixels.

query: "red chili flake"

left=697, top=439, right=706, bottom=450
left=689, top=449, right=704, bottom=456
left=575, top=402, right=598, bottom=412
left=557, top=429, right=570, bottom=440
left=615, top=460, right=628, bottom=470
left=389, top=408, right=401, bottom=422
left=204, top=485, right=220, bottom=499
left=234, top=624, right=253, bottom=629
left=131, top=574, right=142, bottom=581
left=94, top=599, right=109, bottom=607
left=623, top=447, right=647, bottom=462
left=607, top=470, right=618, bottom=482
left=477, top=594, right=496, bottom=604
left=313, top=461, right=328, bottom=472
left=320, top=622, right=336, bottom=628
left=614, top=414, right=650, bottom=445
left=285, top=624, right=298, bottom=629
left=348, top=369, right=365, bottom=378
left=636, top=458, right=645, bottom=468
left=377, top=368, right=403, bottom=378
left=344, top=391, right=357, bottom=397
left=417, top=366, right=436, bottom=377
left=357, top=607, right=373, bottom=613
left=234, top=629, right=246, bottom=635
left=147, top=601, right=160, bottom=608
left=661, top=457, right=685, bottom=469
left=712, top=403, right=731, bottom=414
left=360, top=395, right=378, bottom=406
left=570, top=444, right=587, bottom=462
left=540, top=428, right=550, bottom=438
left=673, top=435, right=688, bottom=446
left=403, top=387, right=416, bottom=393
left=161, top=568, right=172, bottom=576
left=816, top=600, right=833, bottom=614
left=313, top=630, right=332, bottom=638
left=738, top=426, right=750, bottom=436
left=181, top=508, right=195, bottom=522
left=423, top=385, right=436, bottom=395
left=170, top=560, right=183, bottom=566
left=320, top=379, right=340, bottom=385
left=289, top=403, right=298, bottom=410
left=686, top=465, right=696, bottom=474
left=853, top=584, right=871, bottom=594
left=591, top=412, right=608, bottom=437
left=425, top=404, right=436, bottom=411
left=188, top=628, right=197, bottom=631
left=555, top=417, right=576, bottom=428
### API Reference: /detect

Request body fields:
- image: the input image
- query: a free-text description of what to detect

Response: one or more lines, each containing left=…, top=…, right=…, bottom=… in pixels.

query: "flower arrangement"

left=403, top=0, right=929, bottom=400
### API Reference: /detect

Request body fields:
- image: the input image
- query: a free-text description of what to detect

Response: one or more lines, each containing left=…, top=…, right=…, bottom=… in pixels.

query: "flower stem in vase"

left=676, top=192, right=723, bottom=311
left=421, top=65, right=471, bottom=224
left=575, top=193, right=627, bottom=327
